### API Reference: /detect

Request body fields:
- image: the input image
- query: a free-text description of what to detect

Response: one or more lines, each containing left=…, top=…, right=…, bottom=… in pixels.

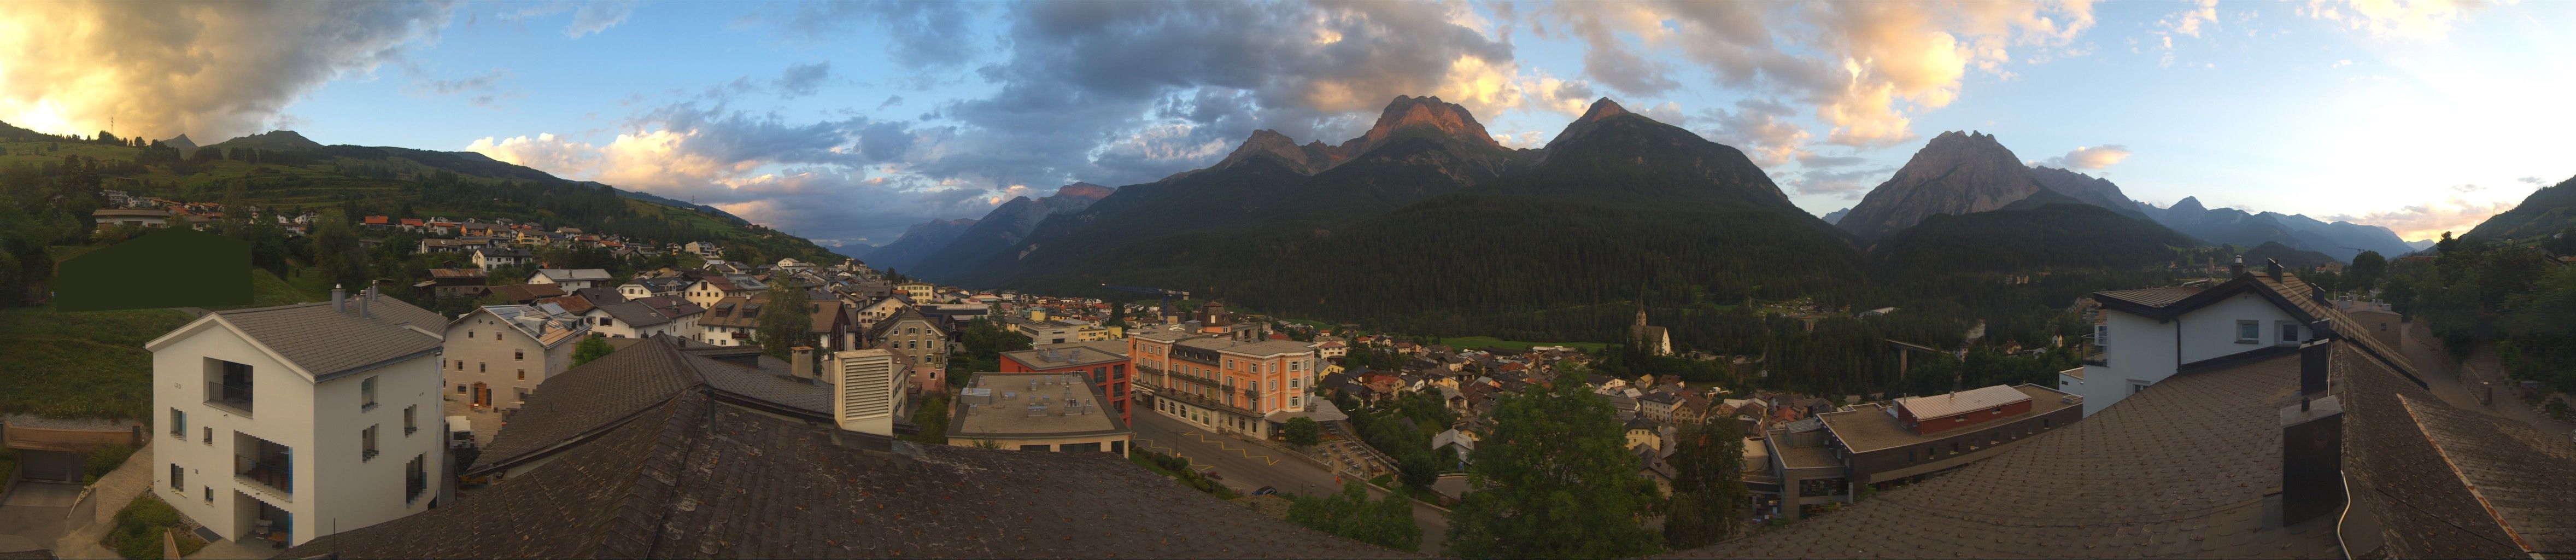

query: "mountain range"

left=867, top=182, right=1114, bottom=273
left=2138, top=197, right=2417, bottom=260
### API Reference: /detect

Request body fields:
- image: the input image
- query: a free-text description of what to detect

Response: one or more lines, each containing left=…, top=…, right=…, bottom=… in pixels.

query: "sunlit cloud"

left=2040, top=144, right=2132, bottom=170
left=2328, top=197, right=2519, bottom=241
left=2299, top=0, right=2492, bottom=41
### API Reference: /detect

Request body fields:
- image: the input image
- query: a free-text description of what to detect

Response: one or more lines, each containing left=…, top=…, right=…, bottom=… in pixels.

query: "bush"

left=84, top=443, right=134, bottom=485
left=103, top=493, right=203, bottom=559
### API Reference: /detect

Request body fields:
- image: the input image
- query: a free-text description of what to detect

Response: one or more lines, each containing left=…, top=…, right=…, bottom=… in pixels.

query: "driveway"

left=1132, top=409, right=1451, bottom=556
left=0, top=482, right=80, bottom=555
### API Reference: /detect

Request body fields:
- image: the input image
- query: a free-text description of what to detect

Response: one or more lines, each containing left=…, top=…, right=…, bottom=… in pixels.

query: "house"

left=949, top=372, right=1132, bottom=455
left=471, top=246, right=535, bottom=269
left=526, top=269, right=614, bottom=290
left=681, top=274, right=766, bottom=307
left=682, top=241, right=722, bottom=258
left=864, top=307, right=949, bottom=394
left=1639, top=392, right=1681, bottom=423
left=417, top=269, right=489, bottom=300
left=444, top=304, right=592, bottom=410
left=848, top=293, right=912, bottom=329
left=415, top=238, right=490, bottom=255
left=808, top=299, right=857, bottom=353
left=582, top=301, right=692, bottom=339
left=895, top=281, right=935, bottom=301
left=2071, top=259, right=2414, bottom=417
left=146, top=288, right=448, bottom=546
left=999, top=340, right=1136, bottom=424
left=697, top=295, right=764, bottom=347
left=361, top=215, right=390, bottom=229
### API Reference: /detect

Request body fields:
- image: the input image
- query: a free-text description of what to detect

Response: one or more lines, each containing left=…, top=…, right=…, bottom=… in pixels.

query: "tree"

left=570, top=335, right=614, bottom=368
left=2349, top=250, right=2388, bottom=293
left=1287, top=481, right=1422, bottom=551
left=1662, top=421, right=1750, bottom=549
left=1284, top=416, right=1322, bottom=447
left=1445, top=372, right=1661, bottom=559
left=756, top=286, right=814, bottom=361
left=908, top=395, right=951, bottom=445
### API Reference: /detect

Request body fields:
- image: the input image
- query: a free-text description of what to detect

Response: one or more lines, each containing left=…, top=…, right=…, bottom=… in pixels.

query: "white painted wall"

left=152, top=320, right=446, bottom=547
left=2076, top=293, right=2303, bottom=417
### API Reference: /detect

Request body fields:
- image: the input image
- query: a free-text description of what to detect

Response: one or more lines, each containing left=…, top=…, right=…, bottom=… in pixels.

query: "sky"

left=2, top=0, right=2570, bottom=247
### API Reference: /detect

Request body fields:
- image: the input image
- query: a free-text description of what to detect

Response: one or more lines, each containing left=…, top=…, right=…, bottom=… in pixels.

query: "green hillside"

left=2467, top=174, right=2576, bottom=241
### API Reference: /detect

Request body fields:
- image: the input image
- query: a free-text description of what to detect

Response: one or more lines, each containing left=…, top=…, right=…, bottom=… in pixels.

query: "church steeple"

left=1636, top=305, right=1649, bottom=327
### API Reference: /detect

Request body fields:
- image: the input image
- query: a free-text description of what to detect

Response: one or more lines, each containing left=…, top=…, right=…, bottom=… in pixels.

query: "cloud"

left=762, top=1, right=987, bottom=69
left=1699, top=98, right=1811, bottom=167
left=2300, top=0, right=2490, bottom=40
left=2041, top=144, right=2131, bottom=169
left=1538, top=1, right=2097, bottom=148
left=772, top=62, right=832, bottom=98
left=0, top=1, right=452, bottom=141
left=2450, top=183, right=2482, bottom=193
left=2152, top=0, right=2218, bottom=66
left=564, top=0, right=635, bottom=37
left=2518, top=176, right=2550, bottom=185
left=1798, top=154, right=1869, bottom=168
left=1790, top=166, right=1897, bottom=199
left=2328, top=197, right=2518, bottom=241
left=402, top=65, right=513, bottom=107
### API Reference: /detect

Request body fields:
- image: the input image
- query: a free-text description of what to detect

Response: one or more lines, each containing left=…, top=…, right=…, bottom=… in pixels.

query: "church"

left=1630, top=306, right=1671, bottom=356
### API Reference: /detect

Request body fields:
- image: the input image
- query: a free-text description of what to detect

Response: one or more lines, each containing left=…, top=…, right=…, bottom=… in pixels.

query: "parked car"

left=1251, top=486, right=1278, bottom=496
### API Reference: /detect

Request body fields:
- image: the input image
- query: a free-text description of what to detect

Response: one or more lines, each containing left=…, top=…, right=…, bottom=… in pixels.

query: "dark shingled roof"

left=202, top=295, right=444, bottom=380
left=468, top=337, right=702, bottom=472
left=2092, top=285, right=2203, bottom=307
left=1672, top=326, right=2576, bottom=558
left=290, top=348, right=1410, bottom=559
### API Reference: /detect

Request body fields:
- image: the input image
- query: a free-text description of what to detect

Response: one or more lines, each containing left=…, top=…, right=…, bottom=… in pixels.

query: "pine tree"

left=1446, top=372, right=1661, bottom=558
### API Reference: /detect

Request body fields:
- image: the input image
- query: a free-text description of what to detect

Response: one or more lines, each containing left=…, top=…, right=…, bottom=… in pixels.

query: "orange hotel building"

left=1128, top=329, right=1320, bottom=438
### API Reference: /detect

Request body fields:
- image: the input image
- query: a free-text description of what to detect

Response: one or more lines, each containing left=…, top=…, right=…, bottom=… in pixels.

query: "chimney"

left=2279, top=393, right=2345, bottom=526
left=332, top=284, right=347, bottom=312
left=2266, top=258, right=2284, bottom=278
left=359, top=285, right=373, bottom=318
left=2229, top=256, right=2245, bottom=277
left=792, top=346, right=815, bottom=380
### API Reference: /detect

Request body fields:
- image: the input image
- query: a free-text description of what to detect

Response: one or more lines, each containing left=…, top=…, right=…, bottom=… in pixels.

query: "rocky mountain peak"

left=2170, top=196, right=2206, bottom=213
left=1050, top=182, right=1115, bottom=201
left=1543, top=97, right=1641, bottom=153
left=1344, top=95, right=1500, bottom=153
left=1834, top=130, right=2047, bottom=240
left=1214, top=129, right=1340, bottom=174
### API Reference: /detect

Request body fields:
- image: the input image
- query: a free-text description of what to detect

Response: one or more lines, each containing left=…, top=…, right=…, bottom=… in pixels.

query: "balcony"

left=233, top=433, right=292, bottom=503
left=206, top=381, right=254, bottom=416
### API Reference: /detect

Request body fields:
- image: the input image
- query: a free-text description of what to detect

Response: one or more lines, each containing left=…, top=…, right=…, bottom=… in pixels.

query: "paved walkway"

left=0, top=482, right=79, bottom=555
left=51, top=439, right=155, bottom=560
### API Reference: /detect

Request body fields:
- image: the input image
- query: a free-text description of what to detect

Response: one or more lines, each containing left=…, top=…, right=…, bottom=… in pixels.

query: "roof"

left=808, top=299, right=846, bottom=332
left=2093, top=285, right=2204, bottom=307
left=2095, top=270, right=2421, bottom=383
left=1822, top=384, right=2075, bottom=453
left=592, top=301, right=674, bottom=328
left=426, top=268, right=485, bottom=279
left=532, top=295, right=595, bottom=315
left=700, top=294, right=769, bottom=328
left=1894, top=384, right=2035, bottom=419
left=161, top=295, right=444, bottom=381
left=289, top=346, right=1402, bottom=559
left=950, top=372, right=1127, bottom=439
left=467, top=305, right=590, bottom=348
left=1000, top=340, right=1131, bottom=370
left=1175, top=337, right=1319, bottom=358
left=534, top=268, right=615, bottom=282
left=864, top=306, right=936, bottom=340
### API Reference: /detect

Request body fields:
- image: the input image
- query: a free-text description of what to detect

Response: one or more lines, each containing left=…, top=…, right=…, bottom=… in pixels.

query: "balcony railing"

left=236, top=453, right=292, bottom=502
left=207, top=381, right=254, bottom=415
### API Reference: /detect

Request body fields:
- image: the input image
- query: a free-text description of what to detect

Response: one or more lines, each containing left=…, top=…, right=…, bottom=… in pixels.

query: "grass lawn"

left=0, top=304, right=192, bottom=420
left=1437, top=336, right=1607, bottom=352
left=210, top=268, right=323, bottom=311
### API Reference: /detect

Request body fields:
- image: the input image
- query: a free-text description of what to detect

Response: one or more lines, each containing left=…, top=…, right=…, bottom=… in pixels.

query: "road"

left=1130, top=409, right=1451, bottom=556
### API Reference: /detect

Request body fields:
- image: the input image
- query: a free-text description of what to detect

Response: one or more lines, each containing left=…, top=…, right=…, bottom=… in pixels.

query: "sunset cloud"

left=2329, top=197, right=2519, bottom=241
left=0, top=1, right=450, bottom=140
left=2041, top=144, right=2132, bottom=170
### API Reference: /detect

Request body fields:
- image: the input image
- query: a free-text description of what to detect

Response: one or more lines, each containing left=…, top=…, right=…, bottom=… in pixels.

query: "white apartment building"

left=147, top=288, right=449, bottom=547
left=2068, top=260, right=2346, bottom=417
left=526, top=269, right=613, bottom=290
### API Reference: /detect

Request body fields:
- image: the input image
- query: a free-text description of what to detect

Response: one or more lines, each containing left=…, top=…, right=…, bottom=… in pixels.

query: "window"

left=361, top=376, right=379, bottom=411
left=204, top=487, right=212, bottom=504
left=171, top=464, right=183, bottom=490
left=467, top=330, right=473, bottom=339
left=514, top=350, right=525, bottom=361
left=170, top=409, right=185, bottom=438
left=1290, top=396, right=1301, bottom=407
left=455, top=360, right=464, bottom=370
left=517, top=370, right=526, bottom=381
left=1020, top=444, right=1052, bottom=451
left=2094, top=324, right=2109, bottom=348
left=479, top=362, right=486, bottom=372
left=457, top=384, right=468, bottom=394
left=202, top=427, right=211, bottom=445
left=362, top=425, right=380, bottom=462
left=404, top=406, right=418, bottom=435
left=2235, top=320, right=2261, bottom=343
left=1289, top=377, right=1301, bottom=389
left=2278, top=322, right=2299, bottom=346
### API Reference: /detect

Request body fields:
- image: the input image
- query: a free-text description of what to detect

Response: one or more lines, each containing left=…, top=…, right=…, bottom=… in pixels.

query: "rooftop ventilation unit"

left=967, top=404, right=980, bottom=416
left=1027, top=404, right=1049, bottom=417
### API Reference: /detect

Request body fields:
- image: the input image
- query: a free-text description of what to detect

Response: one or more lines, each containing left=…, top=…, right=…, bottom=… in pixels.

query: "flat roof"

left=951, top=372, right=1125, bottom=439
left=1896, top=385, right=2031, bottom=419
left=1820, top=384, right=2076, bottom=453
left=1002, top=340, right=1131, bottom=370
left=1775, top=444, right=1841, bottom=470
